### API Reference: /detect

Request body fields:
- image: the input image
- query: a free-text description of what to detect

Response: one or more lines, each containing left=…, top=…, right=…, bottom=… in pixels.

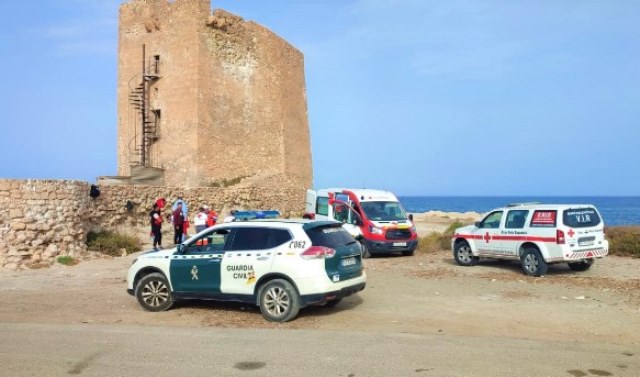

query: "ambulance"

left=451, top=203, right=609, bottom=276
left=304, top=188, right=418, bottom=257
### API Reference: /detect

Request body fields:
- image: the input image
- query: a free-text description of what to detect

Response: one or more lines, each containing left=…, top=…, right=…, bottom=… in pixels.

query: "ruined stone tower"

left=117, top=0, right=313, bottom=189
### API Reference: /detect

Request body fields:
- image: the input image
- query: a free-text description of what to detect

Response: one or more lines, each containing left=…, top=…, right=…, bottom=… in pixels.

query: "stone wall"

left=0, top=178, right=307, bottom=269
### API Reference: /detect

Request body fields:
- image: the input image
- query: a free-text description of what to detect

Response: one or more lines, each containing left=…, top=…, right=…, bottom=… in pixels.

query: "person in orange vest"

left=205, top=205, right=218, bottom=227
left=149, top=203, right=163, bottom=251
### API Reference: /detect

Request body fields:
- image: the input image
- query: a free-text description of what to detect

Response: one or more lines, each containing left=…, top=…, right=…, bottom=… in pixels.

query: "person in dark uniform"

left=172, top=202, right=185, bottom=245
left=149, top=203, right=163, bottom=251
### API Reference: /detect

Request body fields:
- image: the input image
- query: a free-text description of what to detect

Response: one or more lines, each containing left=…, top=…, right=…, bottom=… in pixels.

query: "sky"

left=0, top=0, right=639, bottom=196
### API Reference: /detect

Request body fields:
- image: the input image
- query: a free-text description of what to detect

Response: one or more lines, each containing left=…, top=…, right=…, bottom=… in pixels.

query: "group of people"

left=148, top=196, right=236, bottom=251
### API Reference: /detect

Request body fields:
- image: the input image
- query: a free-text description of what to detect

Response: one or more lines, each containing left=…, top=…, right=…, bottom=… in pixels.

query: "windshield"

left=360, top=201, right=408, bottom=222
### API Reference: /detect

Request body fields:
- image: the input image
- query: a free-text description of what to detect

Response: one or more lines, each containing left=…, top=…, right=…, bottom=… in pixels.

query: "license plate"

left=341, top=257, right=356, bottom=266
left=393, top=242, right=407, bottom=247
left=579, top=240, right=594, bottom=247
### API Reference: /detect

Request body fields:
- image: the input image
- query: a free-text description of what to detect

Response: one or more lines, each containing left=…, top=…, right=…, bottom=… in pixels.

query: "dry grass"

left=606, top=226, right=640, bottom=257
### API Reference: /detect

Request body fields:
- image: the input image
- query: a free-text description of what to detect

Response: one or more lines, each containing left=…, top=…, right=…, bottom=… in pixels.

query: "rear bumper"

left=300, top=282, right=366, bottom=306
left=364, top=239, right=418, bottom=254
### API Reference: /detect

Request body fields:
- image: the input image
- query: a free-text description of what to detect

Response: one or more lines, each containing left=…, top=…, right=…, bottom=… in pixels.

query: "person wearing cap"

left=194, top=206, right=208, bottom=233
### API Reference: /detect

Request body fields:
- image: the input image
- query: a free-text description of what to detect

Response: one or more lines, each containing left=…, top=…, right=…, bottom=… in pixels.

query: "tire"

left=324, top=298, right=342, bottom=308
left=568, top=259, right=593, bottom=272
left=360, top=241, right=372, bottom=259
left=453, top=241, right=479, bottom=266
left=401, top=249, right=415, bottom=256
left=258, top=279, right=300, bottom=322
left=135, top=272, right=174, bottom=312
left=520, top=247, right=548, bottom=277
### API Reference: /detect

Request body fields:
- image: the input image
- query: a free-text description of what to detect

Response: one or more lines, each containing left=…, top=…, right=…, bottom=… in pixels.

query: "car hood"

left=140, top=247, right=176, bottom=259
left=455, top=224, right=477, bottom=234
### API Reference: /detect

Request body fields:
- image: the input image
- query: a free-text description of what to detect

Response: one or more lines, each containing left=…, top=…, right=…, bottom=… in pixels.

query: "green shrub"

left=57, top=256, right=77, bottom=266
left=606, top=226, right=640, bottom=257
left=86, top=230, right=141, bottom=256
left=417, top=222, right=465, bottom=254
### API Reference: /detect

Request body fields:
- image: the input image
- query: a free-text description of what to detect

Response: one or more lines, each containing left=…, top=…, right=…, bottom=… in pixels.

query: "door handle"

left=257, top=257, right=269, bottom=261
left=208, top=259, right=221, bottom=263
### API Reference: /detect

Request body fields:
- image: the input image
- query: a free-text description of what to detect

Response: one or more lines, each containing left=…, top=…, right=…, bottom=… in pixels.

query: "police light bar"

left=234, top=210, right=281, bottom=221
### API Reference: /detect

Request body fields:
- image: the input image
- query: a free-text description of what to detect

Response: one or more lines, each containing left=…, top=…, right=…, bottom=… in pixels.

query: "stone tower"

left=117, top=0, right=313, bottom=189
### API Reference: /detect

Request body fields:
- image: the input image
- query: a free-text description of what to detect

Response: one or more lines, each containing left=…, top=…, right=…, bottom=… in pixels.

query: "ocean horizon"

left=398, top=196, right=640, bottom=226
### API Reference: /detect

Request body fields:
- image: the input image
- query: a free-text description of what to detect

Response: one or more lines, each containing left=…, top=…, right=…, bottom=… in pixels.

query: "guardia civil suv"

left=451, top=203, right=608, bottom=276
left=127, top=220, right=366, bottom=322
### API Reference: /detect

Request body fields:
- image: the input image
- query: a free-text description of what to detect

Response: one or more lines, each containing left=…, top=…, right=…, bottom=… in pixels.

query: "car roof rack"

left=506, top=202, right=542, bottom=207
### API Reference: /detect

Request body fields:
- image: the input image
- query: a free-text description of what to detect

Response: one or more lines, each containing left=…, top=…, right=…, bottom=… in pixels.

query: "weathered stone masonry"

left=0, top=179, right=306, bottom=269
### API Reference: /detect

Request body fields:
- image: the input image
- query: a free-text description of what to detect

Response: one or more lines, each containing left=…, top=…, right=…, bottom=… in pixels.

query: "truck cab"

left=304, top=188, right=418, bottom=257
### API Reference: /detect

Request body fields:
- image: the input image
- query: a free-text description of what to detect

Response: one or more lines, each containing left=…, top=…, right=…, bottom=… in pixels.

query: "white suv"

left=451, top=204, right=609, bottom=276
left=127, top=220, right=366, bottom=322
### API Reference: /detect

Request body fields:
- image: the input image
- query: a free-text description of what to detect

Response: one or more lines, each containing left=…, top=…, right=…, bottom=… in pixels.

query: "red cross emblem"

left=484, top=232, right=491, bottom=243
left=568, top=229, right=575, bottom=238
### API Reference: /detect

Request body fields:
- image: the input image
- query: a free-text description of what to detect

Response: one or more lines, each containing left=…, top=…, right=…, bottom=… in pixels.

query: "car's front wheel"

left=521, top=248, right=548, bottom=277
left=568, top=259, right=593, bottom=272
left=453, top=241, right=478, bottom=266
left=258, top=279, right=300, bottom=322
left=135, top=272, right=174, bottom=312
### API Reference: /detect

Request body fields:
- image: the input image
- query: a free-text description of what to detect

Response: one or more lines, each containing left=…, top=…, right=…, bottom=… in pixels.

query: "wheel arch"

left=518, top=242, right=541, bottom=258
left=453, top=237, right=475, bottom=253
left=134, top=267, right=168, bottom=291
left=253, top=273, right=300, bottom=305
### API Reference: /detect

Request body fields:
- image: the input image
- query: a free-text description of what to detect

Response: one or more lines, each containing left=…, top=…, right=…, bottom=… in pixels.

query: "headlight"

left=369, top=225, right=383, bottom=235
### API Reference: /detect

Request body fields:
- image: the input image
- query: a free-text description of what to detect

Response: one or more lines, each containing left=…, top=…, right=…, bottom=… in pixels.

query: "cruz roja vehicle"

left=451, top=203, right=609, bottom=276
left=304, top=188, right=418, bottom=258
left=127, top=219, right=366, bottom=322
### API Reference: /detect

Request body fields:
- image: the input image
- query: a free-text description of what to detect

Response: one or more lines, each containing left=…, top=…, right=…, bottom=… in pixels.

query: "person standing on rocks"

left=149, top=203, right=163, bottom=251
left=172, top=202, right=185, bottom=245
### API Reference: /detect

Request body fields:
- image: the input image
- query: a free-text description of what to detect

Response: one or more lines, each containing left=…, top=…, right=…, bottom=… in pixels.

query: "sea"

left=398, top=196, right=640, bottom=226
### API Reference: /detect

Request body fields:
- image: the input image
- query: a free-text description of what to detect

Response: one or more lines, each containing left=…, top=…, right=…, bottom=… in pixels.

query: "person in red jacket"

left=172, top=202, right=185, bottom=245
left=205, top=205, right=218, bottom=227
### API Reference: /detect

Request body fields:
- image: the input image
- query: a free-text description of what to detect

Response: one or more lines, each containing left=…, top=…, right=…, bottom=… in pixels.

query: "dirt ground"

left=1, top=244, right=639, bottom=346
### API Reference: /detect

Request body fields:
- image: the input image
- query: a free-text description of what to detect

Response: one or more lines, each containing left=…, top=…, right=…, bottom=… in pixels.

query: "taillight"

left=556, top=229, right=565, bottom=244
left=301, top=246, right=336, bottom=260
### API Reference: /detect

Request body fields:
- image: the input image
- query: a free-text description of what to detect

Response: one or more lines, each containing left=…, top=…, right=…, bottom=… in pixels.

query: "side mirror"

left=177, top=244, right=185, bottom=254
left=355, top=215, right=363, bottom=226
left=408, top=214, right=414, bottom=222
left=474, top=221, right=481, bottom=228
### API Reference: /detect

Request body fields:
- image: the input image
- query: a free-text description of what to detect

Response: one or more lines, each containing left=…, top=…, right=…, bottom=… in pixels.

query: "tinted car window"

left=563, top=208, right=601, bottom=228
left=229, top=227, right=292, bottom=251
left=480, top=211, right=503, bottom=229
left=305, top=225, right=355, bottom=248
left=505, top=210, right=529, bottom=229
left=316, top=197, right=329, bottom=216
left=187, top=229, right=231, bottom=254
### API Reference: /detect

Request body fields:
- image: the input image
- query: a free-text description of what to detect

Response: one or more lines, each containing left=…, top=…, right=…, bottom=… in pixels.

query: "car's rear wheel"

left=453, top=241, right=478, bottom=266
left=258, top=279, right=300, bottom=322
left=568, top=259, right=593, bottom=272
left=521, top=248, right=548, bottom=277
left=135, top=272, right=173, bottom=312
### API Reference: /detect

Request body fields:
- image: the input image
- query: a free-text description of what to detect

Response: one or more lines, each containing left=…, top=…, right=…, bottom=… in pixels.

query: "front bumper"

left=364, top=239, right=418, bottom=253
